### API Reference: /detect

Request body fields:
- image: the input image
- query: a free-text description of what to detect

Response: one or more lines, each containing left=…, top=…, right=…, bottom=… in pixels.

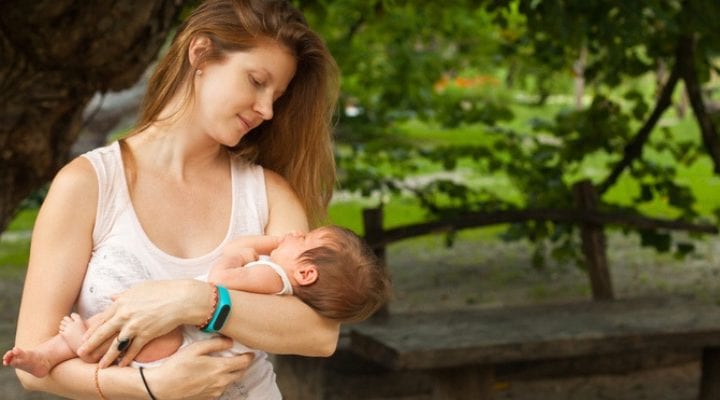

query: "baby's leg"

left=134, top=327, right=184, bottom=364
left=59, top=313, right=88, bottom=354
left=3, top=328, right=77, bottom=378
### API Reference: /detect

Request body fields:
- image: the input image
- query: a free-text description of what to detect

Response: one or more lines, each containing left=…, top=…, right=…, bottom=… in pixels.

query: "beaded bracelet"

left=197, top=283, right=218, bottom=330
left=95, top=365, right=108, bottom=400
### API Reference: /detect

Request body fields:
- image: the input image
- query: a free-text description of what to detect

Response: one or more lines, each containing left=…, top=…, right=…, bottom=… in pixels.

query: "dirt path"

left=1, top=231, right=717, bottom=399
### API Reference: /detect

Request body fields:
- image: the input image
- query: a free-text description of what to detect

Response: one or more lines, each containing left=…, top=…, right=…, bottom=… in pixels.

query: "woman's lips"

left=237, top=114, right=250, bottom=130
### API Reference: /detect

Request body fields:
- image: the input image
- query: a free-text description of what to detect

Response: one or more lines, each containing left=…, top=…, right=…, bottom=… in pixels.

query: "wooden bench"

left=276, top=296, right=720, bottom=400
left=343, top=296, right=720, bottom=399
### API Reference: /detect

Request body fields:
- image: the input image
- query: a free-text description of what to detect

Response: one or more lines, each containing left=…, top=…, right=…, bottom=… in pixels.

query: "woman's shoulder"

left=261, top=167, right=299, bottom=202
left=261, top=167, right=290, bottom=190
left=49, top=156, right=99, bottom=202
left=261, top=167, right=309, bottom=234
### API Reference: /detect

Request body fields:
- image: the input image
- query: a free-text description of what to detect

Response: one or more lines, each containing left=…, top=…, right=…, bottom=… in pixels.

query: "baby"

left=4, top=225, right=391, bottom=377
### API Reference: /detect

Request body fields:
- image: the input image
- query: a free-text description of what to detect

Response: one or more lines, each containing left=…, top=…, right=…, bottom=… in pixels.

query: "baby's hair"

left=293, top=226, right=391, bottom=322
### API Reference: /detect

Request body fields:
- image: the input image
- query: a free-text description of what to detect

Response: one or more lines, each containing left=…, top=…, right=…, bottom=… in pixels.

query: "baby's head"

left=271, top=226, right=391, bottom=322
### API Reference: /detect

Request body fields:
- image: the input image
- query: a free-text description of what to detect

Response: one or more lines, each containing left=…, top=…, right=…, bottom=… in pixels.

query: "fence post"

left=362, top=206, right=389, bottom=317
left=573, top=180, right=615, bottom=301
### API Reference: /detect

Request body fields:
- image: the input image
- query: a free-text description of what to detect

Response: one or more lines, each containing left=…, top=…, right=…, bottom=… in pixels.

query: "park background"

left=2, top=1, right=720, bottom=399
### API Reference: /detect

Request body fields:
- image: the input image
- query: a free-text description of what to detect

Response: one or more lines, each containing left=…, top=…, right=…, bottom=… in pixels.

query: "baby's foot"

left=2, top=347, right=52, bottom=377
left=59, top=313, right=88, bottom=353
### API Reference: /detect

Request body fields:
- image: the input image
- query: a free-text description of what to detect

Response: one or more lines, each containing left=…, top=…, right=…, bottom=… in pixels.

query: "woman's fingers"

left=79, top=304, right=147, bottom=368
left=81, top=306, right=113, bottom=342
left=143, top=339, right=253, bottom=399
left=78, top=308, right=119, bottom=358
left=100, top=334, right=143, bottom=368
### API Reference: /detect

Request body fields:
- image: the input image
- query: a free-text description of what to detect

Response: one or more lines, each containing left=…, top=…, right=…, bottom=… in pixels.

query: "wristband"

left=202, top=285, right=231, bottom=333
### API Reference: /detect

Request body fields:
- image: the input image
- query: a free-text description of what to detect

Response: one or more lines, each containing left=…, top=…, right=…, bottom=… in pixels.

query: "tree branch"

left=597, top=53, right=681, bottom=194
left=678, top=34, right=720, bottom=174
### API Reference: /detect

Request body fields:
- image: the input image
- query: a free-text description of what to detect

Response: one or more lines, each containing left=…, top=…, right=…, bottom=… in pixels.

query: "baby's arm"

left=225, top=235, right=281, bottom=257
left=209, top=262, right=285, bottom=295
left=207, top=234, right=282, bottom=287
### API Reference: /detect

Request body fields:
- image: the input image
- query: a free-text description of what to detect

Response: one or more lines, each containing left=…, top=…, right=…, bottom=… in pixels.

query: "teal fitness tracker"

left=202, top=285, right=232, bottom=333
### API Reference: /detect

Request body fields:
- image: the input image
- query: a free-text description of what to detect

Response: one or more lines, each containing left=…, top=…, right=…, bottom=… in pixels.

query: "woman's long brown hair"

left=130, top=0, right=339, bottom=227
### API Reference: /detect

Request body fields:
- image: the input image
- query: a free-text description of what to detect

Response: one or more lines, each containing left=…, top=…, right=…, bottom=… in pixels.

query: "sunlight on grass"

left=0, top=209, right=36, bottom=274
left=6, top=209, right=38, bottom=231
left=0, top=235, right=30, bottom=276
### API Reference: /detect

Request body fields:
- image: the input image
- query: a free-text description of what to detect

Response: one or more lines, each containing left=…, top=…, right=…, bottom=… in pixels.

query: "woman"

left=12, top=0, right=340, bottom=398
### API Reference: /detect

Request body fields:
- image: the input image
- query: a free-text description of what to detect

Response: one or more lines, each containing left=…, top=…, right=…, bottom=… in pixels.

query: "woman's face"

left=193, top=39, right=297, bottom=147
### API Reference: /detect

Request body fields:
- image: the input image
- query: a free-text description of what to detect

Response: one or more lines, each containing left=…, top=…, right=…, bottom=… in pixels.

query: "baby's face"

left=270, top=228, right=329, bottom=270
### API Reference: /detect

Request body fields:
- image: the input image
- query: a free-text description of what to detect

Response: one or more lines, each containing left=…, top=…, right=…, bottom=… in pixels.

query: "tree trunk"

left=677, top=35, right=720, bottom=174
left=0, top=0, right=187, bottom=233
left=573, top=46, right=587, bottom=109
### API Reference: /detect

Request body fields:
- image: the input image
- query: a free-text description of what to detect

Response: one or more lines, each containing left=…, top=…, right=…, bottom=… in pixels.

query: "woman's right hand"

left=144, top=336, right=253, bottom=399
left=79, top=279, right=214, bottom=367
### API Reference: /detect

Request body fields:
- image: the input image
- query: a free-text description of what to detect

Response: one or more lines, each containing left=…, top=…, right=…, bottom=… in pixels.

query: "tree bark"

left=0, top=0, right=187, bottom=233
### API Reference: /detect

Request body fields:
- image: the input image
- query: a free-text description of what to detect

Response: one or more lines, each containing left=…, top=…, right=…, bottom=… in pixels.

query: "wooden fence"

left=362, top=180, right=718, bottom=302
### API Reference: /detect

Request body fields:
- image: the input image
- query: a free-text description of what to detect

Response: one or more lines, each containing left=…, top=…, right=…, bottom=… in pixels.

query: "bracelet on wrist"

left=202, top=285, right=232, bottom=333
left=197, top=283, right=218, bottom=330
left=95, top=365, right=108, bottom=400
left=139, top=367, right=158, bottom=400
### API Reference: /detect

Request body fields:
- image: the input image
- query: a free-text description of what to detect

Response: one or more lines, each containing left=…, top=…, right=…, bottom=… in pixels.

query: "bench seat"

left=343, top=296, right=720, bottom=399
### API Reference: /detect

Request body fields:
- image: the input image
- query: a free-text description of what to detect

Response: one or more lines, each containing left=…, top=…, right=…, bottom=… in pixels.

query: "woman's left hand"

left=78, top=279, right=212, bottom=367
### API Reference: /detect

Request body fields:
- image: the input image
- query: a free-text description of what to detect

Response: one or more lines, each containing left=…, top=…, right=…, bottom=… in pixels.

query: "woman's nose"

left=254, top=94, right=274, bottom=120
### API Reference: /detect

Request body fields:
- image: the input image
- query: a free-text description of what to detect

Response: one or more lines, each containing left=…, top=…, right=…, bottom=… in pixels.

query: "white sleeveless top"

left=76, top=141, right=280, bottom=399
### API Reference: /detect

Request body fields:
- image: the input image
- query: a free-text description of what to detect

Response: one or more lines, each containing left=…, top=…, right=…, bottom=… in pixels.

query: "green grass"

left=6, top=209, right=38, bottom=231
left=327, top=196, right=508, bottom=240
left=0, top=234, right=30, bottom=277
left=0, top=209, right=37, bottom=275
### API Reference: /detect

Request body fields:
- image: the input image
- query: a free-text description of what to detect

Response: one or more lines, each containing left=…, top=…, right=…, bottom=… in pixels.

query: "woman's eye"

left=250, top=75, right=264, bottom=87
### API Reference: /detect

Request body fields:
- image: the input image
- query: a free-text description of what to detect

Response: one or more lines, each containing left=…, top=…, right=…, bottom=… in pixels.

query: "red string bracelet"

left=197, top=283, right=218, bottom=330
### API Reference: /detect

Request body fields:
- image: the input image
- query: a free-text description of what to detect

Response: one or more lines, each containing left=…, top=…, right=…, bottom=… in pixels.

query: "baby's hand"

left=208, top=246, right=258, bottom=283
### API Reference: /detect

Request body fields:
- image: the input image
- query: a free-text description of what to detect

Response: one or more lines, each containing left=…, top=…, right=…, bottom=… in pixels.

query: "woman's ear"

left=188, top=35, right=213, bottom=70
left=294, top=265, right=318, bottom=286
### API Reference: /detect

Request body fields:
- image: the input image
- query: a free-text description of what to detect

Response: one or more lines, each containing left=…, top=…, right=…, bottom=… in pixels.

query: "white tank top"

left=76, top=142, right=279, bottom=399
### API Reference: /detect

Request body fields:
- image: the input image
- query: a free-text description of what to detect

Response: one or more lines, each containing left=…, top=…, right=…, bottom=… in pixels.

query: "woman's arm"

left=222, top=290, right=339, bottom=356
left=37, top=338, right=251, bottom=400
left=13, top=158, right=101, bottom=395
left=14, top=159, right=180, bottom=398
left=15, top=159, right=252, bottom=399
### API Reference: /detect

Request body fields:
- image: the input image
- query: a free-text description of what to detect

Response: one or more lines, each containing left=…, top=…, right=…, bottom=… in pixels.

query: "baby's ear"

left=294, top=265, right=318, bottom=286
